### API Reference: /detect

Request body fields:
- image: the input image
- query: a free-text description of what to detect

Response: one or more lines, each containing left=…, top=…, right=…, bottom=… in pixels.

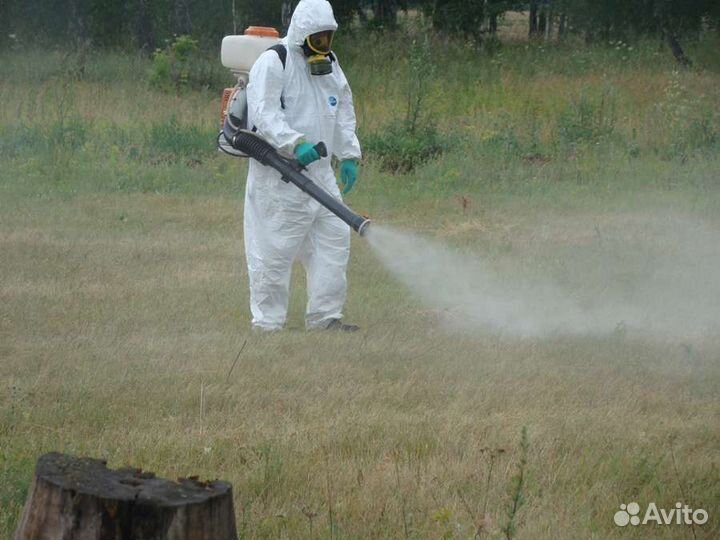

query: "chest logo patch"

left=328, top=96, right=338, bottom=107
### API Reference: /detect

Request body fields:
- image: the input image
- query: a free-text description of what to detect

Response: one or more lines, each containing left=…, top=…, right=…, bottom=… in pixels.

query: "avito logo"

left=614, top=502, right=709, bottom=527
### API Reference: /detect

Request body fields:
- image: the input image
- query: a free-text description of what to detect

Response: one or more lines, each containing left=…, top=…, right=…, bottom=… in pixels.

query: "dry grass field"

left=3, top=190, right=719, bottom=539
left=2, top=31, right=720, bottom=539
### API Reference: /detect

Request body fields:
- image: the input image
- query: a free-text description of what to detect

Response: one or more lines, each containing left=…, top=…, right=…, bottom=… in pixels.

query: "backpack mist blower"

left=222, top=128, right=371, bottom=236
left=218, top=26, right=371, bottom=237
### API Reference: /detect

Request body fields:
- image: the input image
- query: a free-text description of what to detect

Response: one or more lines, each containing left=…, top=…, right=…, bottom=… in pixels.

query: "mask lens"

left=307, top=31, right=333, bottom=54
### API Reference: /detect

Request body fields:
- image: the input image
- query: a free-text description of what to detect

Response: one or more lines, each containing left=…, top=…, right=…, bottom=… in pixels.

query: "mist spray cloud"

left=365, top=219, right=720, bottom=339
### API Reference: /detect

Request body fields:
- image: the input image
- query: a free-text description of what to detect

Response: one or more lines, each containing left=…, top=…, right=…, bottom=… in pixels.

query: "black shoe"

left=325, top=319, right=360, bottom=332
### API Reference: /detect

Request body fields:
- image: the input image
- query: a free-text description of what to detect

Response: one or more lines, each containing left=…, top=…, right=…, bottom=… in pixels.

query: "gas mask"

left=303, top=30, right=334, bottom=76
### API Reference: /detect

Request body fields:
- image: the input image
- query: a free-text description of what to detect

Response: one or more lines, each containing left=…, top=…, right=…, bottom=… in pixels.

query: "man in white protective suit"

left=244, top=0, right=362, bottom=332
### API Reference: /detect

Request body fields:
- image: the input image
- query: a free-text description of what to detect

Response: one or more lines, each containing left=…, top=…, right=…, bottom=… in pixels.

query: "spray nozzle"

left=357, top=219, right=371, bottom=237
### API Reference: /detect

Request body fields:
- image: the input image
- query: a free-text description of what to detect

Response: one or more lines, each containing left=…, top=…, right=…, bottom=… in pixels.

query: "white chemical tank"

left=221, top=26, right=281, bottom=76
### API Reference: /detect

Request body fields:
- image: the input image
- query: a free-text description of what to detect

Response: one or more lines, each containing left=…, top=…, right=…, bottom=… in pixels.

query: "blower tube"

left=225, top=126, right=371, bottom=236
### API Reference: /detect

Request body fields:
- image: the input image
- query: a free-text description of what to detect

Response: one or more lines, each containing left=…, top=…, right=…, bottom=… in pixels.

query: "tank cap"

left=244, top=26, right=280, bottom=38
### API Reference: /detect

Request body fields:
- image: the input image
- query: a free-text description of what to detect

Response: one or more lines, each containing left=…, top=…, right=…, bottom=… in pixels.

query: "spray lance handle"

left=313, top=142, right=327, bottom=158
left=290, top=141, right=328, bottom=174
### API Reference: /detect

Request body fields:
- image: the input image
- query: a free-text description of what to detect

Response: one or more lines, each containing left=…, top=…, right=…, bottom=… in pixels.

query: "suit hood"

left=287, top=0, right=338, bottom=49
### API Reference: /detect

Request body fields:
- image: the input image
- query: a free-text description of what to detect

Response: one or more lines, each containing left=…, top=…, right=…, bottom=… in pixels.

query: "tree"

left=281, top=1, right=296, bottom=33
left=373, top=0, right=400, bottom=29
left=1, top=0, right=717, bottom=52
left=550, top=0, right=712, bottom=64
left=429, top=0, right=487, bottom=44
left=330, top=0, right=362, bottom=27
left=134, top=0, right=155, bottom=51
left=529, top=0, right=539, bottom=37
left=0, top=0, right=12, bottom=48
left=175, top=0, right=193, bottom=35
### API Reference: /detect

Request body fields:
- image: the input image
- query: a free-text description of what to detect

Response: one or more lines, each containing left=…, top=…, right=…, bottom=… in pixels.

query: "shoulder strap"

left=267, top=44, right=287, bottom=110
left=268, top=44, right=287, bottom=70
left=244, top=45, right=289, bottom=137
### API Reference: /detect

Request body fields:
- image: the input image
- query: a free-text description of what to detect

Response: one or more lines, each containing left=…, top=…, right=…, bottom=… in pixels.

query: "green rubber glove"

left=294, top=142, right=321, bottom=167
left=340, top=159, right=358, bottom=194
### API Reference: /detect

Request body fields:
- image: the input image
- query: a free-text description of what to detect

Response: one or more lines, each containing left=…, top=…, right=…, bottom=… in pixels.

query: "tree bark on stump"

left=14, top=452, right=238, bottom=540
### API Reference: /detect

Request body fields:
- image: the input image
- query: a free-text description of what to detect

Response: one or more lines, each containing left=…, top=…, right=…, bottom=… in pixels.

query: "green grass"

left=1, top=32, right=720, bottom=539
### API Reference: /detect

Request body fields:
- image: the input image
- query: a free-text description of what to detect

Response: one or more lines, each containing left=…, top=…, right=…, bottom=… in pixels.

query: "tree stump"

left=14, top=452, right=238, bottom=540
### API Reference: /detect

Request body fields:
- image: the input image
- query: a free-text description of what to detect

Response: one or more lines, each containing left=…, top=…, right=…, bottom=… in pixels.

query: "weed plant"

left=150, top=35, right=230, bottom=92
left=362, top=22, right=448, bottom=173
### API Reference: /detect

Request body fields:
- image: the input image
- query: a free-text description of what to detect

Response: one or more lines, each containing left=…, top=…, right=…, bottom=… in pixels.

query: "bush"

left=557, top=86, right=617, bottom=146
left=363, top=20, right=452, bottom=174
left=363, top=122, right=448, bottom=174
left=150, top=35, right=224, bottom=92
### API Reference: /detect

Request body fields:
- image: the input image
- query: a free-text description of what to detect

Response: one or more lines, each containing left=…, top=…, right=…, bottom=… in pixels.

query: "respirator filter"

left=308, top=54, right=333, bottom=75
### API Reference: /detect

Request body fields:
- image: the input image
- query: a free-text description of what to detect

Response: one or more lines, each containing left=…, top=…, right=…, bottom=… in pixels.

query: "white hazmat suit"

left=244, top=0, right=361, bottom=330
